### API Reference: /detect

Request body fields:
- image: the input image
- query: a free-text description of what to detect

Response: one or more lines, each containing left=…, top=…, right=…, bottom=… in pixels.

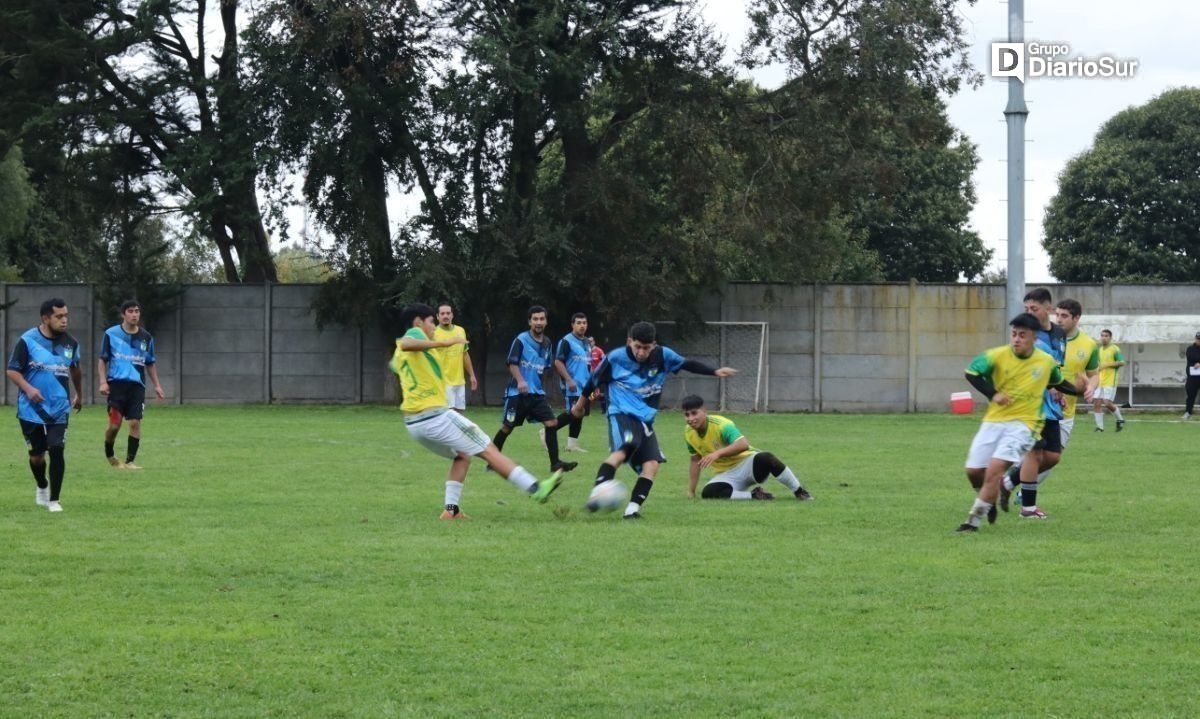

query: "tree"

left=1044, top=88, right=1200, bottom=282
left=0, top=0, right=278, bottom=282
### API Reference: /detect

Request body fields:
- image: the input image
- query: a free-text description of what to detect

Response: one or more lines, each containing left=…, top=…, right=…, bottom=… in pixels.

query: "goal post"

left=652, top=321, right=769, bottom=412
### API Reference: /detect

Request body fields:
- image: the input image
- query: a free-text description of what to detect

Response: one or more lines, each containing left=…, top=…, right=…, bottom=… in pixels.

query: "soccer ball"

left=585, top=480, right=627, bottom=513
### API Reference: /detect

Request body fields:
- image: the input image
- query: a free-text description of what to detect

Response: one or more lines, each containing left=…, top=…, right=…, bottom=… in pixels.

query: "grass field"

left=2, top=404, right=1198, bottom=718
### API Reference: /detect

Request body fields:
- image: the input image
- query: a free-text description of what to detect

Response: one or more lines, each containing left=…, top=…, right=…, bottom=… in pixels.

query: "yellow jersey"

left=1098, top=344, right=1124, bottom=388
left=433, top=324, right=469, bottom=386
left=966, top=346, right=1064, bottom=431
left=684, top=414, right=755, bottom=473
left=392, top=327, right=448, bottom=414
left=1062, top=331, right=1100, bottom=416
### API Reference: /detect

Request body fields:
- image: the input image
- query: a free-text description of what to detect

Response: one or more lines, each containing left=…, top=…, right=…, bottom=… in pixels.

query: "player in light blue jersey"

left=490, top=306, right=578, bottom=474
left=5, top=298, right=83, bottom=512
left=552, top=312, right=594, bottom=453
left=572, top=321, right=735, bottom=519
left=99, top=300, right=165, bottom=470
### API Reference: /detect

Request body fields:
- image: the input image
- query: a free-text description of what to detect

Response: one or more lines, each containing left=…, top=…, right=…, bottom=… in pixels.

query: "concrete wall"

left=4, top=282, right=1197, bottom=410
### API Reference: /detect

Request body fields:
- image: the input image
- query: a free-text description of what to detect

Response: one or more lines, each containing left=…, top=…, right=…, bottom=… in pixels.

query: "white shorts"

left=1096, top=386, right=1117, bottom=402
left=964, top=421, right=1036, bottom=469
left=445, top=384, right=467, bottom=410
left=1059, top=418, right=1074, bottom=449
left=705, top=453, right=759, bottom=492
left=405, top=409, right=490, bottom=459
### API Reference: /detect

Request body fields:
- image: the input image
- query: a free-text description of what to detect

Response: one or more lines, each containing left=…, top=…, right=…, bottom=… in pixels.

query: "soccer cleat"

left=1093, top=427, right=1104, bottom=432
left=121, top=462, right=143, bottom=470
left=1183, top=413, right=1192, bottom=421
left=987, top=504, right=998, bottom=524
left=550, top=460, right=578, bottom=473
left=47, top=501, right=63, bottom=513
left=35, top=487, right=49, bottom=507
left=1116, top=419, right=1125, bottom=432
left=566, top=444, right=587, bottom=453
left=955, top=523, right=978, bottom=533
left=1019, top=507, right=1049, bottom=519
left=439, top=505, right=469, bottom=520
left=622, top=512, right=643, bottom=520
left=107, top=456, right=123, bottom=468
left=531, top=470, right=565, bottom=504
left=794, top=488, right=814, bottom=501
left=998, top=485, right=1012, bottom=513
left=750, top=486, right=775, bottom=500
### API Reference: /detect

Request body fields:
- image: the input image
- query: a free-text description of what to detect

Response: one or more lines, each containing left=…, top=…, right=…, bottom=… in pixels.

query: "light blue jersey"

left=1036, top=323, right=1067, bottom=421
left=586, top=345, right=685, bottom=423
left=100, top=325, right=157, bottom=386
left=504, top=331, right=552, bottom=398
left=556, top=333, right=592, bottom=397
left=7, top=327, right=80, bottom=425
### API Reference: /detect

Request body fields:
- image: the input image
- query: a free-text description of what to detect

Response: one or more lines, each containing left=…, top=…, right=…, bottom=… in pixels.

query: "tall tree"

left=0, top=0, right=277, bottom=282
left=1045, top=87, right=1200, bottom=282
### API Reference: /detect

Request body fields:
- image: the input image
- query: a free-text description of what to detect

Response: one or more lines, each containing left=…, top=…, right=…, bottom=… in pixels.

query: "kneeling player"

left=394, top=304, right=564, bottom=519
left=681, top=395, right=812, bottom=501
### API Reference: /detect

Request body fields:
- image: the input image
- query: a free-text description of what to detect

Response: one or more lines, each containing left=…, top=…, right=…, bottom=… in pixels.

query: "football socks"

left=126, top=436, right=140, bottom=464
left=506, top=466, right=538, bottom=493
left=444, top=480, right=464, bottom=508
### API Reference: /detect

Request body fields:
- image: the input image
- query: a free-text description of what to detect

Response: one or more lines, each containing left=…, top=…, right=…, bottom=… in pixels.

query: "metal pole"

left=1005, top=0, right=1029, bottom=329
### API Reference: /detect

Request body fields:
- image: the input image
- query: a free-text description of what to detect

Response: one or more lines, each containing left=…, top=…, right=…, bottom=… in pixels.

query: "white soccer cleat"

left=47, top=501, right=63, bottom=513
left=35, top=487, right=49, bottom=507
left=1184, top=413, right=1193, bottom=421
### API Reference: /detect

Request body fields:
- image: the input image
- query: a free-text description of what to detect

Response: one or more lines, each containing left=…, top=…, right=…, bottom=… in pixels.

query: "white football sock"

left=444, top=480, right=464, bottom=507
left=1094, top=412, right=1105, bottom=429
left=967, top=498, right=991, bottom=527
left=730, top=489, right=753, bottom=500
left=774, top=467, right=802, bottom=492
left=1114, top=407, right=1124, bottom=420
left=505, top=466, right=537, bottom=492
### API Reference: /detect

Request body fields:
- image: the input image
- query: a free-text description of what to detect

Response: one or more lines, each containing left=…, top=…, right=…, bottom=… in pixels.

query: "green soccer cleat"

left=531, top=469, right=565, bottom=504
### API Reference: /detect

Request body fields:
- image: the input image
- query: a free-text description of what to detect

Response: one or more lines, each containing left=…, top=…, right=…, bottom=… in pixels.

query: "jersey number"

left=399, top=362, right=418, bottom=391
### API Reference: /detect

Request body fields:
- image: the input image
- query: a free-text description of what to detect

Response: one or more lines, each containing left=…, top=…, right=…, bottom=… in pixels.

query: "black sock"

left=493, top=428, right=510, bottom=451
left=30, top=457, right=48, bottom=489
left=104, top=441, right=115, bottom=459
left=569, top=416, right=582, bottom=439
left=631, top=476, right=654, bottom=505
left=48, top=446, right=65, bottom=501
left=595, top=463, right=617, bottom=486
left=1021, top=482, right=1038, bottom=508
left=545, top=423, right=561, bottom=466
left=126, top=437, right=140, bottom=463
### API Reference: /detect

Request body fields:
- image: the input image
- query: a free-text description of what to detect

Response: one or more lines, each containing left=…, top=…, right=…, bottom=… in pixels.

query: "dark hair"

left=1100, top=329, right=1113, bottom=336
left=571, top=312, right=587, bottom=323
left=680, top=395, right=705, bottom=411
left=1009, top=313, right=1041, bottom=332
left=436, top=301, right=453, bottom=313
left=400, top=303, right=436, bottom=328
left=527, top=305, right=547, bottom=320
left=119, top=299, right=140, bottom=313
left=1056, top=298, right=1082, bottom=318
left=40, top=298, right=66, bottom=318
left=628, top=321, right=656, bottom=344
left=1023, top=288, right=1052, bottom=304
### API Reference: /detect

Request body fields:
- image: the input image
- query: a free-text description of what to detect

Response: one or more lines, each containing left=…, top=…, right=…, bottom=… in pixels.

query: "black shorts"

left=107, top=380, right=146, bottom=420
left=1034, top=420, right=1063, bottom=453
left=606, top=413, right=665, bottom=473
left=501, top=394, right=556, bottom=428
left=20, top=419, right=68, bottom=454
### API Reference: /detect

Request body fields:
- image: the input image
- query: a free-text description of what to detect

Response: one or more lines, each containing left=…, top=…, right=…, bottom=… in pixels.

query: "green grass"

left=2, top=405, right=1198, bottom=717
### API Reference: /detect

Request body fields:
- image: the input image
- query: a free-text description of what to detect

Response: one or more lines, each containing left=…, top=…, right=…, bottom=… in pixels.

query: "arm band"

left=964, top=372, right=995, bottom=400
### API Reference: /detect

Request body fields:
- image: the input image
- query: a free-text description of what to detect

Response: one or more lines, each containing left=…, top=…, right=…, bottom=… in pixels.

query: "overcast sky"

left=699, top=0, right=1200, bottom=282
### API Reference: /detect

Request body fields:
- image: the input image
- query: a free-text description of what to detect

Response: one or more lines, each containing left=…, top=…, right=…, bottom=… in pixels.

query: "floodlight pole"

left=1004, top=0, right=1028, bottom=328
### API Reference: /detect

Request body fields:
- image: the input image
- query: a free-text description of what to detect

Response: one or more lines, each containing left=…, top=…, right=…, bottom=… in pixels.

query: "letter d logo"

left=991, top=42, right=1025, bottom=83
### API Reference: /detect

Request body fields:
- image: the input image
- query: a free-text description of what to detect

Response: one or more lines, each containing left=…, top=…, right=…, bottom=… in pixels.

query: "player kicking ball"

left=681, top=395, right=812, bottom=501
left=392, top=303, right=564, bottom=519
left=956, top=313, right=1084, bottom=533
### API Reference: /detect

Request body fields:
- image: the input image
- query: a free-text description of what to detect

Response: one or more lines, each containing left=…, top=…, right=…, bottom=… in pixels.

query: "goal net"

left=652, top=321, right=769, bottom=412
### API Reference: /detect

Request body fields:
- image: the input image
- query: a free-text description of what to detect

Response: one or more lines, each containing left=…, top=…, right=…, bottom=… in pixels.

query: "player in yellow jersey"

left=393, top=303, right=564, bottom=519
left=680, top=395, right=812, bottom=501
left=956, top=313, right=1084, bottom=533
left=433, top=302, right=477, bottom=413
left=1093, top=329, right=1126, bottom=431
